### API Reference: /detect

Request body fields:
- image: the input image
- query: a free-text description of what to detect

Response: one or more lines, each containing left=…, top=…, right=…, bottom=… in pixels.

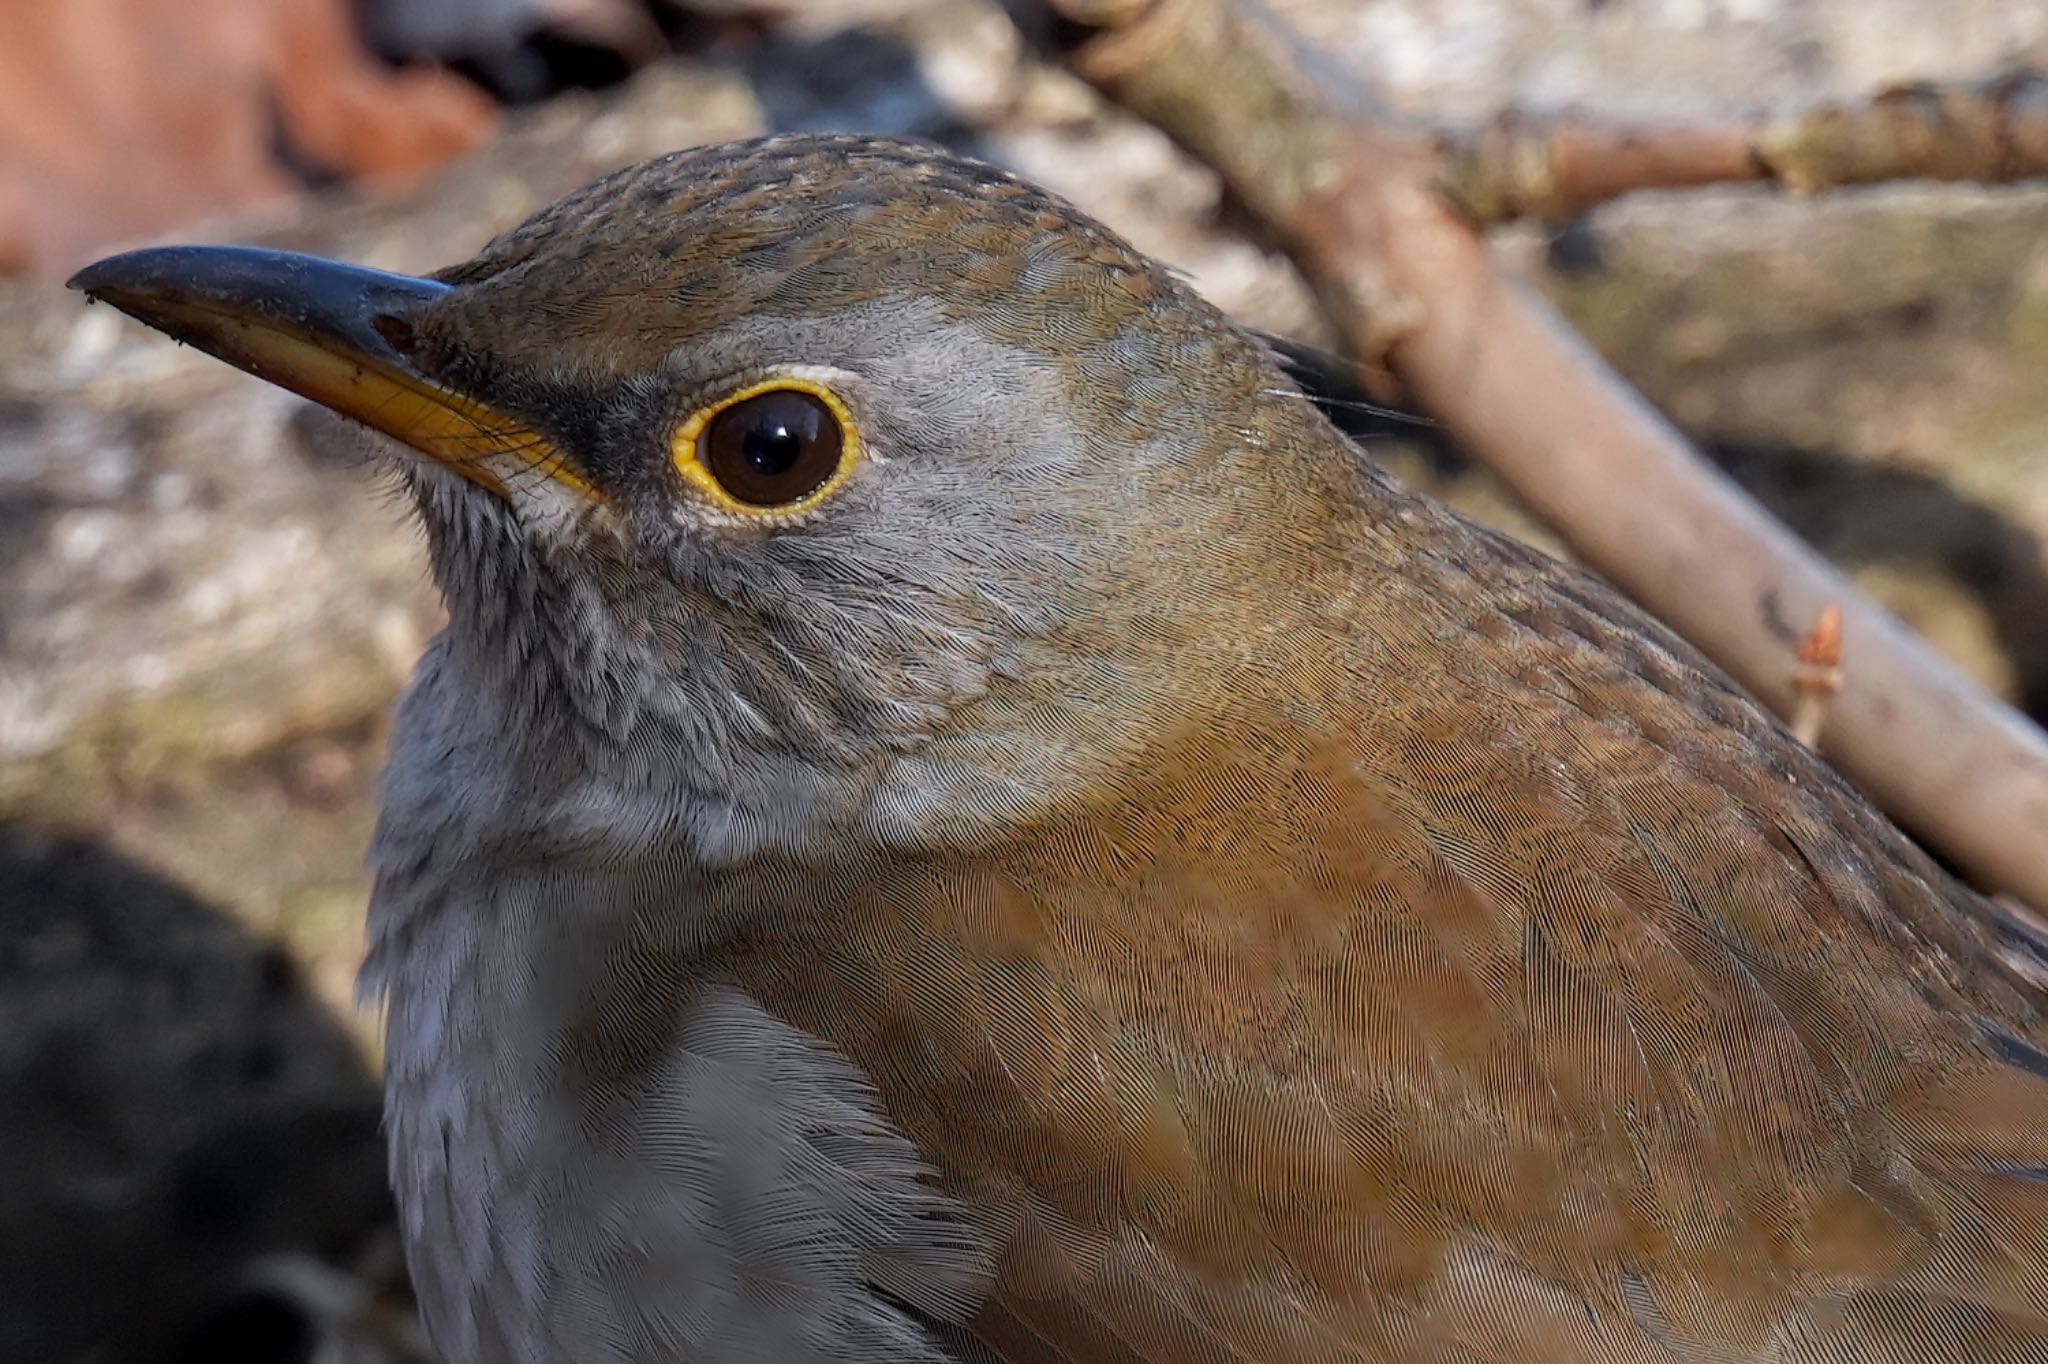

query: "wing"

left=716, top=514, right=2048, bottom=1363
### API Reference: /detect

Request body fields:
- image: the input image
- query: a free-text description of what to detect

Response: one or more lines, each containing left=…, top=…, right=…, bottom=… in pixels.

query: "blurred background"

left=5, top=0, right=2048, bottom=1360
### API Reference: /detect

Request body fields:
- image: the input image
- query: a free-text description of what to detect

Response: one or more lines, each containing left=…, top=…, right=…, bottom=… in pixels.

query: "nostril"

left=371, top=312, right=419, bottom=354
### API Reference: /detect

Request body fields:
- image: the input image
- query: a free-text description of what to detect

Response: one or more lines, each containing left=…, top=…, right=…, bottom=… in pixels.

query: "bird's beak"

left=68, top=245, right=589, bottom=499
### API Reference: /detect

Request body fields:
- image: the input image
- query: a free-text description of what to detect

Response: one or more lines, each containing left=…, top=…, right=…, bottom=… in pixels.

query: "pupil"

left=743, top=421, right=802, bottom=476
left=699, top=386, right=843, bottom=507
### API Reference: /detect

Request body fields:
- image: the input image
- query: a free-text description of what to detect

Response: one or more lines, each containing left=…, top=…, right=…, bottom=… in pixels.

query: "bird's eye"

left=705, top=390, right=840, bottom=504
left=671, top=378, right=860, bottom=516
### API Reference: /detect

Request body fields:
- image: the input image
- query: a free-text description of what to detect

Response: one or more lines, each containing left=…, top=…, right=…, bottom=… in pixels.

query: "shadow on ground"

left=0, top=828, right=391, bottom=1364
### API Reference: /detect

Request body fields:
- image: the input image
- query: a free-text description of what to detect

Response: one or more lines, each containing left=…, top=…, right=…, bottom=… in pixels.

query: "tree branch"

left=1439, top=74, right=2048, bottom=223
left=1029, top=0, right=2048, bottom=911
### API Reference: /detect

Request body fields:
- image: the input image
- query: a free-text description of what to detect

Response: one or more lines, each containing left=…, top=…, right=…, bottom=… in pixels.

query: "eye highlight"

left=671, top=377, right=860, bottom=516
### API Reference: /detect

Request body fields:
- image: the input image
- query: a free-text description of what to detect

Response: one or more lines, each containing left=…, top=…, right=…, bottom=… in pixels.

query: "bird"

left=70, top=133, right=2048, bottom=1364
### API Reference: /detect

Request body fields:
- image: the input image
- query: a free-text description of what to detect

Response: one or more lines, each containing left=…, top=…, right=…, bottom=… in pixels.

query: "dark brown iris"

left=702, top=388, right=843, bottom=506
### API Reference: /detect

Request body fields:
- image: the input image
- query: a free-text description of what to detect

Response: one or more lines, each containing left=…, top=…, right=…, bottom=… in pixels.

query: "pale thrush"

left=72, top=134, right=2048, bottom=1363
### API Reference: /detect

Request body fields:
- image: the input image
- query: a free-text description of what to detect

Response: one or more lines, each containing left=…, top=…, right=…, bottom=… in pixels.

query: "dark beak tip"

left=67, top=261, right=124, bottom=301
left=65, top=256, right=113, bottom=295
left=67, top=246, right=187, bottom=301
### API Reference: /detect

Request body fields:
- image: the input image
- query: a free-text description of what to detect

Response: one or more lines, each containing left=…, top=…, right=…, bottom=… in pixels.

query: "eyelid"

left=670, top=372, right=863, bottom=520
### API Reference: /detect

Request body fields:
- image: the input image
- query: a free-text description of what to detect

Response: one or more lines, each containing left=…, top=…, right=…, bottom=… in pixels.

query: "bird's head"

left=71, top=135, right=1362, bottom=867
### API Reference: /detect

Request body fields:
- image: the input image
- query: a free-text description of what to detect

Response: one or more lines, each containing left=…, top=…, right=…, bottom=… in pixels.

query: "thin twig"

left=1438, top=73, right=2048, bottom=223
left=1029, top=0, right=2048, bottom=912
left=1791, top=603, right=1844, bottom=749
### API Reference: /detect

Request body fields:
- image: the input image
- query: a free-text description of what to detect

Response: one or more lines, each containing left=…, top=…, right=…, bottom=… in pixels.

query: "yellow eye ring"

left=670, top=375, right=862, bottom=518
